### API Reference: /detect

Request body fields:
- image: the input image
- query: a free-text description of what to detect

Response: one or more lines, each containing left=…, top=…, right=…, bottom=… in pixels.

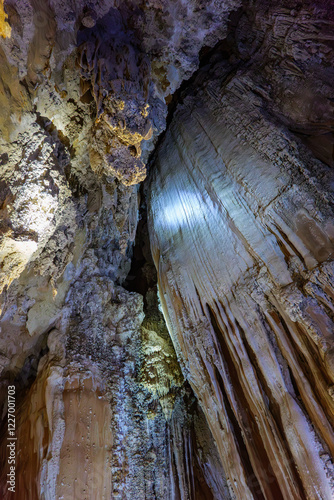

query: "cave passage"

left=0, top=0, right=334, bottom=499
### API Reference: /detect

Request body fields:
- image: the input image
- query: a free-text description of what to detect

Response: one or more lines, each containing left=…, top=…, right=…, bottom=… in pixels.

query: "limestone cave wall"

left=148, top=3, right=334, bottom=498
left=0, top=0, right=333, bottom=499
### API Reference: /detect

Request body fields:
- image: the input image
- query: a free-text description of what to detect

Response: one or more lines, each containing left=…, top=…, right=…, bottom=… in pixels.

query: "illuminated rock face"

left=0, top=0, right=240, bottom=374
left=0, top=1, right=239, bottom=498
left=148, top=5, right=334, bottom=498
left=0, top=0, right=334, bottom=498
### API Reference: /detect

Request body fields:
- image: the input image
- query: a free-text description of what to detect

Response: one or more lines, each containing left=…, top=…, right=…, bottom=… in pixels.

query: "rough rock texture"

left=148, top=2, right=334, bottom=499
left=0, top=0, right=241, bottom=372
left=0, top=287, right=225, bottom=499
left=0, top=0, right=334, bottom=498
left=0, top=0, right=240, bottom=498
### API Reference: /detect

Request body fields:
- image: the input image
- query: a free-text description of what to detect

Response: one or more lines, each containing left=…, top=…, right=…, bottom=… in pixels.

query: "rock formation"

left=0, top=0, right=333, bottom=498
left=149, top=3, right=334, bottom=498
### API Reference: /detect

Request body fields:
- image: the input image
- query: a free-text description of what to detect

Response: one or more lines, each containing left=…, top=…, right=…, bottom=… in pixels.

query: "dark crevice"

left=271, top=222, right=306, bottom=268
left=192, top=445, right=214, bottom=499
left=214, top=364, right=266, bottom=500
left=0, top=330, right=49, bottom=440
left=234, top=314, right=307, bottom=500
left=206, top=304, right=267, bottom=500
left=123, top=185, right=153, bottom=300
left=171, top=440, right=182, bottom=500
left=275, top=309, right=333, bottom=392
left=290, top=129, right=334, bottom=169
left=194, top=286, right=205, bottom=317
left=269, top=309, right=334, bottom=430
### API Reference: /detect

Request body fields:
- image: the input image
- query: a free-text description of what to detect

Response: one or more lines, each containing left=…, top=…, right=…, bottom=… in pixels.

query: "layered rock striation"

left=0, top=0, right=240, bottom=498
left=148, top=2, right=334, bottom=498
left=0, top=0, right=334, bottom=498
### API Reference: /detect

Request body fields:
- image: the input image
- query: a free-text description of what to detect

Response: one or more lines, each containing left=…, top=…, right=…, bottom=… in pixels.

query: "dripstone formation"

left=0, top=0, right=334, bottom=499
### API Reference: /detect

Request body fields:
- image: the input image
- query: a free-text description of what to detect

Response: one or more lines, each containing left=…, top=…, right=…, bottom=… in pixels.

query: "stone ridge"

left=0, top=0, right=333, bottom=498
left=0, top=0, right=241, bottom=498
left=148, top=2, right=334, bottom=498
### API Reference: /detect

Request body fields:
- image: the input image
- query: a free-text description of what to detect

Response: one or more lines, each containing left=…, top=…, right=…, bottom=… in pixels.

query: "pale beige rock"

left=0, top=0, right=333, bottom=498
left=148, top=12, right=334, bottom=495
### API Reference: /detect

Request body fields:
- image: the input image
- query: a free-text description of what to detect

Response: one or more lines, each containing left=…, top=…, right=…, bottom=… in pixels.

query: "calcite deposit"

left=149, top=3, right=334, bottom=498
left=0, top=0, right=333, bottom=498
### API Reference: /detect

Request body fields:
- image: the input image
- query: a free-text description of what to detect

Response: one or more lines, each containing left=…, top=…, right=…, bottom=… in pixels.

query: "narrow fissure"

left=206, top=304, right=267, bottom=500
left=235, top=315, right=306, bottom=499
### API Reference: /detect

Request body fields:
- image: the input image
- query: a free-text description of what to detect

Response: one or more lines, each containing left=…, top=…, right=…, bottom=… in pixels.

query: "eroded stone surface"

left=148, top=3, right=334, bottom=498
left=0, top=0, right=333, bottom=498
left=0, top=0, right=240, bottom=498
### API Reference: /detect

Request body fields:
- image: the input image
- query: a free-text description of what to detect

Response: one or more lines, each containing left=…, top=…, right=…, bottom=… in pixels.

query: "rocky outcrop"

left=0, top=0, right=241, bottom=374
left=148, top=2, right=334, bottom=498
left=0, top=0, right=334, bottom=498
left=0, top=0, right=241, bottom=498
